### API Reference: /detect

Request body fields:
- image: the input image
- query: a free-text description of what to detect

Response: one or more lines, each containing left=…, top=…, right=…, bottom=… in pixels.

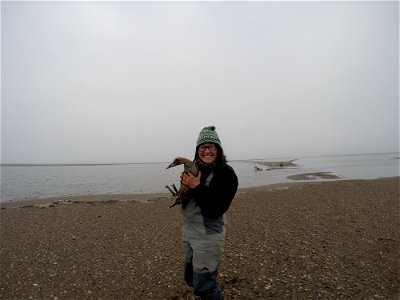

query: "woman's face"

left=198, top=143, right=218, bottom=164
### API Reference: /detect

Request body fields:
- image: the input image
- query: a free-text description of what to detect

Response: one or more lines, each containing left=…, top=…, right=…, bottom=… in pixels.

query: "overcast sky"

left=2, top=1, right=399, bottom=164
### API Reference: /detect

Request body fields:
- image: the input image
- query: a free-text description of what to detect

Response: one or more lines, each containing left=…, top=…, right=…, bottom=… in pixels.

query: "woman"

left=180, top=126, right=238, bottom=300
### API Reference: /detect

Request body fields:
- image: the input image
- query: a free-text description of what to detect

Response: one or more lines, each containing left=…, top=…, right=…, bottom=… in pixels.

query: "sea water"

left=1, top=153, right=398, bottom=203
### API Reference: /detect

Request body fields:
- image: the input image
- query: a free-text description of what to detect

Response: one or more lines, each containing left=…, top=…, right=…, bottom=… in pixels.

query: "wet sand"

left=1, top=177, right=399, bottom=299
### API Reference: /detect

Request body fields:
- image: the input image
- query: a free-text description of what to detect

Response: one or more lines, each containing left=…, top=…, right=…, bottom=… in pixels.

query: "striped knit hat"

left=196, top=126, right=221, bottom=147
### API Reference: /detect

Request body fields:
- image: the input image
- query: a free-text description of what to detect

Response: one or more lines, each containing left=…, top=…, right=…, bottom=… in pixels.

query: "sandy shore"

left=1, top=178, right=399, bottom=299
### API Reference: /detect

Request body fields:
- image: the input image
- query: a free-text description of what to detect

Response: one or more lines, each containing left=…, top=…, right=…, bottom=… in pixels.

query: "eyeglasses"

left=199, top=144, right=217, bottom=152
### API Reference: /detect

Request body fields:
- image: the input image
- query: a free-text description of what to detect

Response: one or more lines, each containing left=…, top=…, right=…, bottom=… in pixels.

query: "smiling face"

left=198, top=143, right=218, bottom=165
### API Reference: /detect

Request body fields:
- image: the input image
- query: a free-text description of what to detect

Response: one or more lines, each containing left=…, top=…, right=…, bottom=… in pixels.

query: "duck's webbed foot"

left=169, top=198, right=182, bottom=208
left=165, top=185, right=176, bottom=196
left=165, top=184, right=182, bottom=208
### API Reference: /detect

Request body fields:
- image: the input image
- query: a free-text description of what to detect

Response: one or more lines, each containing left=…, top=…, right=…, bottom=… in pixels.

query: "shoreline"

left=1, top=177, right=399, bottom=299
left=1, top=176, right=398, bottom=210
left=2, top=153, right=398, bottom=204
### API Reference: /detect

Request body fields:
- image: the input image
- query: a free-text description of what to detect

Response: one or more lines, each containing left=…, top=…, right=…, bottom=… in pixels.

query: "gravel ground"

left=1, top=178, right=399, bottom=299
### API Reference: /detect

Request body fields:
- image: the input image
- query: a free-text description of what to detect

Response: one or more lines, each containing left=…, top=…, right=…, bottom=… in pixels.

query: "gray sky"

left=2, top=1, right=399, bottom=164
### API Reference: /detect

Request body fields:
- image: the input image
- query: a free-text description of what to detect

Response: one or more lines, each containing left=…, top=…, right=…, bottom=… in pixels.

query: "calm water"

left=1, top=153, right=398, bottom=203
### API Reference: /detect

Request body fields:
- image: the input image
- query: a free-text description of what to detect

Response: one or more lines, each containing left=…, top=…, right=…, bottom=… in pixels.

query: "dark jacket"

left=189, top=163, right=238, bottom=219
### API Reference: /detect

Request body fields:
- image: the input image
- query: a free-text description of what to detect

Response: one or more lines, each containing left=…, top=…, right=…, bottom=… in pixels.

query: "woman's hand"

left=181, top=171, right=201, bottom=189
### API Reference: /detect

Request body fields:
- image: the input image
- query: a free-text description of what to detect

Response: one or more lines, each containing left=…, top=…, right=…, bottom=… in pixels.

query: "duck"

left=166, top=157, right=199, bottom=208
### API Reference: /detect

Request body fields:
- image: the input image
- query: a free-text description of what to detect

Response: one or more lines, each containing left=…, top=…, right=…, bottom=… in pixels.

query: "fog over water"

left=2, top=1, right=399, bottom=164
left=1, top=153, right=398, bottom=202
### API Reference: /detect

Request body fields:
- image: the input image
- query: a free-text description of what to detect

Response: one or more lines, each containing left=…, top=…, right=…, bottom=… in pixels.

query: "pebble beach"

left=1, top=177, right=399, bottom=299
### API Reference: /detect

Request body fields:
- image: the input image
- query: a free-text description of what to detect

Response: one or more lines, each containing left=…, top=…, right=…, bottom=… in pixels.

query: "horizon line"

left=1, top=151, right=398, bottom=166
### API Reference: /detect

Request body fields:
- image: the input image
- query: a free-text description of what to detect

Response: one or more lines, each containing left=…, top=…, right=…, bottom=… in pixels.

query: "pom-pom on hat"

left=196, top=126, right=221, bottom=147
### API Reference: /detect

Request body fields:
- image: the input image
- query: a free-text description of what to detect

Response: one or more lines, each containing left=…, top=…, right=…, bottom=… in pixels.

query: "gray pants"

left=182, top=232, right=225, bottom=300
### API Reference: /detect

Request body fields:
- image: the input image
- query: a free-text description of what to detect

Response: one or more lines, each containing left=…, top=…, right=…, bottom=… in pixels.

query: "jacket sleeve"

left=191, top=165, right=238, bottom=218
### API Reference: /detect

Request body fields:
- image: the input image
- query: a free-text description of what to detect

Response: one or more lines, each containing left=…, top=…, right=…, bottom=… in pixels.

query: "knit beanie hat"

left=196, top=126, right=221, bottom=147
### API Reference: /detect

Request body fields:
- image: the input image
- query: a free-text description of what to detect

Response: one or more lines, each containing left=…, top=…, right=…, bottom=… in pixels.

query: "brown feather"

left=166, top=157, right=199, bottom=206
